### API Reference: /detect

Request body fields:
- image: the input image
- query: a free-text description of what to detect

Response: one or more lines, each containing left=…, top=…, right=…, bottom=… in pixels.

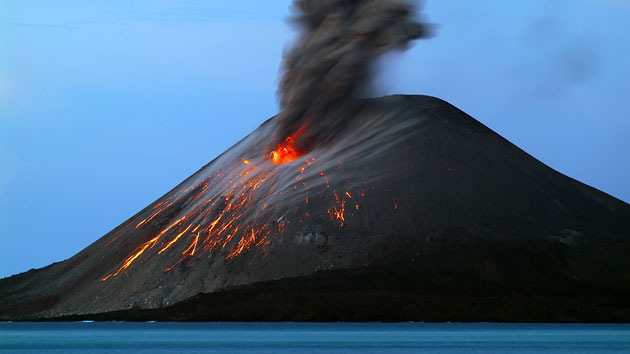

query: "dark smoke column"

left=276, top=0, right=431, bottom=149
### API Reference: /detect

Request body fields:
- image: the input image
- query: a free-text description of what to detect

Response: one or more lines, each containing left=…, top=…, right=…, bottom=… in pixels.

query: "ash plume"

left=275, top=0, right=431, bottom=150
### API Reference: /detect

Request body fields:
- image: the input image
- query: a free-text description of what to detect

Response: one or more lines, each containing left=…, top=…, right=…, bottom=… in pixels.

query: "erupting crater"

left=270, top=128, right=305, bottom=165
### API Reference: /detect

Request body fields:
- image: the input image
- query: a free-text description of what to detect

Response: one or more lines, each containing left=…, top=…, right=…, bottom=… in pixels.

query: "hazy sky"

left=1, top=0, right=629, bottom=278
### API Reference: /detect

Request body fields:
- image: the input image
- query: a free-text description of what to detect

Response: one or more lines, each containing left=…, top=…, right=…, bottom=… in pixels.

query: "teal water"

left=1, top=323, right=629, bottom=353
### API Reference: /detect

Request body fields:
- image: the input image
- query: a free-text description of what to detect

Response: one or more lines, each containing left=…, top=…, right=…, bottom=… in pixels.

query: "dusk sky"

left=1, top=0, right=629, bottom=278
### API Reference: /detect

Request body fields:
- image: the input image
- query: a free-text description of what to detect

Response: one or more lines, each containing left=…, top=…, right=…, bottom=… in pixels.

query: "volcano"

left=1, top=95, right=629, bottom=321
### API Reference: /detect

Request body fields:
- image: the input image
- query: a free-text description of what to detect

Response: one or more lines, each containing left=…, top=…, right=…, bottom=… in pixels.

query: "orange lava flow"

left=270, top=128, right=304, bottom=164
left=100, top=140, right=401, bottom=281
left=330, top=199, right=346, bottom=227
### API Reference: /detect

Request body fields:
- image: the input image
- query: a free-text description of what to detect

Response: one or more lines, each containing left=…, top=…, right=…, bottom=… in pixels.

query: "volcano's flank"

left=1, top=95, right=629, bottom=322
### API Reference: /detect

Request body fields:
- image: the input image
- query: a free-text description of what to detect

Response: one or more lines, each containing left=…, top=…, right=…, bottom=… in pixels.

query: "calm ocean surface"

left=1, top=322, right=629, bottom=353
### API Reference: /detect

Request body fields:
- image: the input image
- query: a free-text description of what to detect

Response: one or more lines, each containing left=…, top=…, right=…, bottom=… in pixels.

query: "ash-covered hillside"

left=2, top=94, right=629, bottom=321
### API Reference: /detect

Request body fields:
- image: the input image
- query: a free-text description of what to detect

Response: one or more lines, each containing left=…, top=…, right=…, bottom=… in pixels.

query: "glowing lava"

left=100, top=134, right=398, bottom=281
left=270, top=128, right=304, bottom=164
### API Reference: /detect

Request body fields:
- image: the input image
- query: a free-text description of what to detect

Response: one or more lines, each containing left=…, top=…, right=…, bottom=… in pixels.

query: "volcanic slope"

left=1, top=95, right=629, bottom=321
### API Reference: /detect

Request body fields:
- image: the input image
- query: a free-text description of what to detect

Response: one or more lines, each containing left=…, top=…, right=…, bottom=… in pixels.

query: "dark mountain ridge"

left=1, top=95, right=629, bottom=321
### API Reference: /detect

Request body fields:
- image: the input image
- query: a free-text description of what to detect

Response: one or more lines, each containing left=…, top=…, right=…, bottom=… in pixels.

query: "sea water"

left=1, top=322, right=629, bottom=353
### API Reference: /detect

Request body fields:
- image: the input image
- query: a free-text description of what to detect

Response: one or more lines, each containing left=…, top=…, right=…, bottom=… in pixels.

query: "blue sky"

left=1, top=0, right=629, bottom=278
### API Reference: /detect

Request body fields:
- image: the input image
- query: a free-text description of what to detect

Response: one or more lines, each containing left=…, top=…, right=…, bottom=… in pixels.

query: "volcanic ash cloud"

left=276, top=0, right=431, bottom=150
